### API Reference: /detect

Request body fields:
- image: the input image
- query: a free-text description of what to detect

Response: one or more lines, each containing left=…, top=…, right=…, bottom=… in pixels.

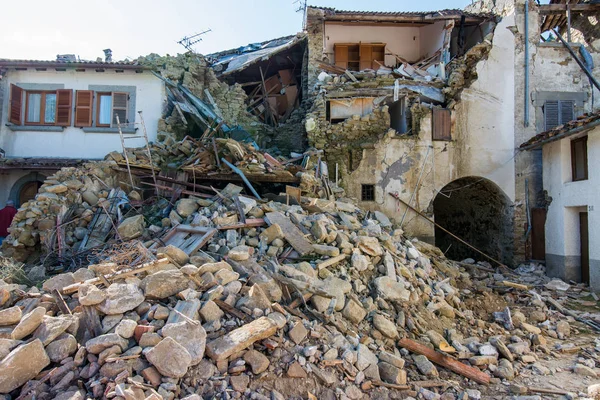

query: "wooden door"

left=531, top=208, right=547, bottom=261
left=19, top=181, right=42, bottom=206
left=334, top=45, right=349, bottom=69
left=580, top=212, right=589, bottom=284
left=359, top=44, right=373, bottom=71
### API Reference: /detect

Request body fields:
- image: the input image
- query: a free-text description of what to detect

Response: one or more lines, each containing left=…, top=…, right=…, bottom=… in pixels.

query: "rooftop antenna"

left=177, top=29, right=212, bottom=52
left=293, top=0, right=307, bottom=30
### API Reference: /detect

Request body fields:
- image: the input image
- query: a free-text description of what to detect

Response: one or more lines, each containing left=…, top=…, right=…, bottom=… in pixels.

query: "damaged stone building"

left=296, top=1, right=600, bottom=272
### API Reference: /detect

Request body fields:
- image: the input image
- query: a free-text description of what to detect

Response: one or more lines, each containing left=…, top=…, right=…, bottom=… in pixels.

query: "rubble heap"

left=0, top=183, right=598, bottom=399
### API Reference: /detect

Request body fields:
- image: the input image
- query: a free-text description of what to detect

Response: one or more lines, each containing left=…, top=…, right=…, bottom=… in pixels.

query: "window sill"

left=7, top=125, right=65, bottom=132
left=82, top=127, right=137, bottom=134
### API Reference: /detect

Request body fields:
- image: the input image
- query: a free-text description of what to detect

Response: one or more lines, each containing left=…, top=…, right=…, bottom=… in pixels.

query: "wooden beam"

left=398, top=338, right=490, bottom=385
left=538, top=3, right=600, bottom=15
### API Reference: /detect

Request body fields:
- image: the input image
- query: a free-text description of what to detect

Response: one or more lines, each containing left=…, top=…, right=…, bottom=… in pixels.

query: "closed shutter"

left=432, top=108, right=452, bottom=141
left=9, top=84, right=23, bottom=125
left=111, top=92, right=128, bottom=127
left=56, top=89, right=72, bottom=126
left=560, top=100, right=574, bottom=125
left=74, top=90, right=93, bottom=127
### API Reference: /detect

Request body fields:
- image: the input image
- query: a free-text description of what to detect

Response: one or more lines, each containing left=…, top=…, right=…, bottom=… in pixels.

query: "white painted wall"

left=543, top=127, right=600, bottom=289
left=0, top=68, right=165, bottom=159
left=324, top=22, right=447, bottom=65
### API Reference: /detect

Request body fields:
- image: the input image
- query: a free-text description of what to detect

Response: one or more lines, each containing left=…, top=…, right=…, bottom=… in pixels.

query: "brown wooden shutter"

left=111, top=92, right=128, bottom=127
left=432, top=108, right=452, bottom=141
left=334, top=45, right=349, bottom=69
left=9, top=84, right=23, bottom=125
left=56, top=89, right=72, bottom=126
left=74, top=90, right=93, bottom=127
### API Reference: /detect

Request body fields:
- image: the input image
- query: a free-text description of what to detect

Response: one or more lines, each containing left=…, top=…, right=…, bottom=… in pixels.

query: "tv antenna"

left=293, top=0, right=307, bottom=29
left=178, top=29, right=212, bottom=52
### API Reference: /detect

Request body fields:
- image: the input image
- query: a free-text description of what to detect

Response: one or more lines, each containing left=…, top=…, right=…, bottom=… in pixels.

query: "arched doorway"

left=433, top=177, right=513, bottom=264
left=19, top=181, right=43, bottom=205
left=9, top=172, right=46, bottom=207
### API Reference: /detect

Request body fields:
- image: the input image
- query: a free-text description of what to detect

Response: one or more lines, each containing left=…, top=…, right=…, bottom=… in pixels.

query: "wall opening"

left=9, top=172, right=47, bottom=207
left=433, top=176, right=513, bottom=264
left=389, top=98, right=407, bottom=134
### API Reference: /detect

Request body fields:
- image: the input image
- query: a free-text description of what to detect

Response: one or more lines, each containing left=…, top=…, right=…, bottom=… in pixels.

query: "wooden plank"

left=51, top=289, right=72, bottom=315
left=398, top=338, right=490, bottom=385
left=538, top=3, right=600, bottom=14
left=317, top=254, right=347, bottom=270
left=213, top=299, right=251, bottom=322
left=265, top=212, right=314, bottom=256
left=217, top=219, right=265, bottom=230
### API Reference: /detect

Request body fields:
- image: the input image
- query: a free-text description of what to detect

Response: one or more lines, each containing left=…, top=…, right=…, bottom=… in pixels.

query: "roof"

left=207, top=34, right=306, bottom=76
left=308, top=6, right=494, bottom=22
left=520, top=110, right=600, bottom=150
left=0, top=157, right=86, bottom=170
left=0, top=59, right=149, bottom=70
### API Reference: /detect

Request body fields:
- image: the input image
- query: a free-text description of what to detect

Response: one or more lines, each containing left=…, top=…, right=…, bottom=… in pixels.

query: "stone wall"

left=306, top=7, right=326, bottom=95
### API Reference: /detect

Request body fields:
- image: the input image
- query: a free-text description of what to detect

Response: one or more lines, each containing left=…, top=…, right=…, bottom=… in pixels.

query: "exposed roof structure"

left=520, top=110, right=600, bottom=150
left=539, top=0, right=600, bottom=33
left=0, top=157, right=86, bottom=170
left=208, top=34, right=306, bottom=76
left=0, top=59, right=148, bottom=70
left=309, top=6, right=495, bottom=23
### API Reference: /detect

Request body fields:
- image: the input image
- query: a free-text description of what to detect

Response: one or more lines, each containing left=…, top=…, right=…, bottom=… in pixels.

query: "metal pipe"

left=400, top=146, right=431, bottom=227
left=524, top=0, right=530, bottom=127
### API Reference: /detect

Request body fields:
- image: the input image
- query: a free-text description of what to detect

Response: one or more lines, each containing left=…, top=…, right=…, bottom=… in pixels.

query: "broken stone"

left=356, top=343, right=378, bottom=371
left=287, top=361, right=307, bottom=378
left=288, top=322, right=308, bottom=345
left=236, top=284, right=271, bottom=311
left=0, top=339, right=50, bottom=394
left=574, top=364, right=597, bottom=377
left=115, top=319, right=137, bottom=339
left=45, top=333, right=78, bottom=362
left=32, top=315, right=73, bottom=346
left=379, top=351, right=405, bottom=369
left=141, top=270, right=188, bottom=299
left=176, top=198, right=199, bottom=218
left=161, top=321, right=207, bottom=366
left=0, top=306, right=22, bottom=326
left=146, top=337, right=192, bottom=378
left=378, top=361, right=407, bottom=385
left=230, top=374, right=250, bottom=392
left=495, top=358, right=515, bottom=380
left=373, top=276, right=410, bottom=303
left=414, top=355, right=438, bottom=377
left=158, top=245, right=190, bottom=266
left=97, top=283, right=145, bottom=315
left=342, top=298, right=367, bottom=323
left=117, top=215, right=146, bottom=240
left=373, top=314, right=399, bottom=339
left=312, top=244, right=340, bottom=257
left=243, top=349, right=270, bottom=374
left=78, top=283, right=106, bottom=306
left=85, top=333, right=129, bottom=354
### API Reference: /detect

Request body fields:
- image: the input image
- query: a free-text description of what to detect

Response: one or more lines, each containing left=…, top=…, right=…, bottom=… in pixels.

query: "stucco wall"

left=543, top=127, right=600, bottom=290
left=0, top=170, right=50, bottom=207
left=0, top=68, right=165, bottom=159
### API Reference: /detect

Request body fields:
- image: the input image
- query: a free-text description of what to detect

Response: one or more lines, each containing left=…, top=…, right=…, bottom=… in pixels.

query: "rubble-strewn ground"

left=0, top=138, right=599, bottom=400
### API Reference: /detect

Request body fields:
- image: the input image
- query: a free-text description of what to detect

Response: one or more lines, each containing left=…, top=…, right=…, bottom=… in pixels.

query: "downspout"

left=524, top=0, right=529, bottom=127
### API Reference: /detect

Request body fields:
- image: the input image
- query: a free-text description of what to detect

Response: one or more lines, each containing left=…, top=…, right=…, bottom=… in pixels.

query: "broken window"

left=9, top=84, right=72, bottom=127
left=432, top=108, right=452, bottom=141
left=361, top=184, right=375, bottom=201
left=544, top=100, right=574, bottom=131
left=334, top=43, right=385, bottom=71
left=389, top=98, right=407, bottom=134
left=327, top=97, right=374, bottom=124
left=571, top=136, right=588, bottom=182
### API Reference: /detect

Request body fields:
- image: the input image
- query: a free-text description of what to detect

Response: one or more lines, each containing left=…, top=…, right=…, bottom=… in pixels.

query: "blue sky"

left=2, top=0, right=472, bottom=61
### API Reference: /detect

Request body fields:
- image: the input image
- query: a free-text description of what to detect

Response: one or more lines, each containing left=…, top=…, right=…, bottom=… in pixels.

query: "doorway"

left=19, top=181, right=42, bottom=206
left=580, top=211, right=589, bottom=284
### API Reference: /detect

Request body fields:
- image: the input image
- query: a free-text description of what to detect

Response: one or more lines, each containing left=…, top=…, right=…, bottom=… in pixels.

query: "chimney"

left=103, top=49, right=113, bottom=63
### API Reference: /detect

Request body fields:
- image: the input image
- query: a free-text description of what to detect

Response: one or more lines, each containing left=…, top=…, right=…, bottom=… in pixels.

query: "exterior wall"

left=542, top=127, right=600, bottom=290
left=0, top=68, right=165, bottom=159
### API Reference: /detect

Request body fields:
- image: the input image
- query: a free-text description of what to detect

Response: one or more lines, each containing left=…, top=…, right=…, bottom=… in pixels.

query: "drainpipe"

left=524, top=0, right=530, bottom=127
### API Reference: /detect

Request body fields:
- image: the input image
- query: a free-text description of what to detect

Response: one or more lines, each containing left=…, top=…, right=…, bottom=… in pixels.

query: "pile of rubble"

left=0, top=170, right=599, bottom=398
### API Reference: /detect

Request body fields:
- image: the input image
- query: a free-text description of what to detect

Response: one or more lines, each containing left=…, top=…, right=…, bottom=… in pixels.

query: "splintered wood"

left=265, top=212, right=314, bottom=256
left=155, top=225, right=217, bottom=255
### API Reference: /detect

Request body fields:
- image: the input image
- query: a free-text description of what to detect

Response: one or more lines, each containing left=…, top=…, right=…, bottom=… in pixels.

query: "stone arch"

left=433, top=176, right=513, bottom=264
left=9, top=172, right=46, bottom=207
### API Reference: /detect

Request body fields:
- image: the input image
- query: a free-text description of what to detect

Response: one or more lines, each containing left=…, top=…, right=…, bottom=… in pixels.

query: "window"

left=334, top=43, right=386, bottom=71
left=327, top=97, right=374, bottom=124
left=9, top=84, right=72, bottom=127
left=432, top=108, right=452, bottom=140
left=361, top=184, right=375, bottom=201
left=95, top=92, right=128, bottom=127
left=571, top=136, right=588, bottom=181
left=74, top=90, right=129, bottom=128
left=544, top=100, right=574, bottom=130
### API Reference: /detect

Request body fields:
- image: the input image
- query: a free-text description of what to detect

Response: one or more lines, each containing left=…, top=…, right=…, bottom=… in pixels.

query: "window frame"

left=361, top=184, right=375, bottom=202
left=95, top=92, right=113, bottom=127
left=24, top=90, right=57, bottom=126
left=570, top=136, right=588, bottom=182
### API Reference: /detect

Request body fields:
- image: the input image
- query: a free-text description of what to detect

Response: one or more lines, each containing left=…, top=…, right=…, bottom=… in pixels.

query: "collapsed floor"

left=0, top=139, right=599, bottom=400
